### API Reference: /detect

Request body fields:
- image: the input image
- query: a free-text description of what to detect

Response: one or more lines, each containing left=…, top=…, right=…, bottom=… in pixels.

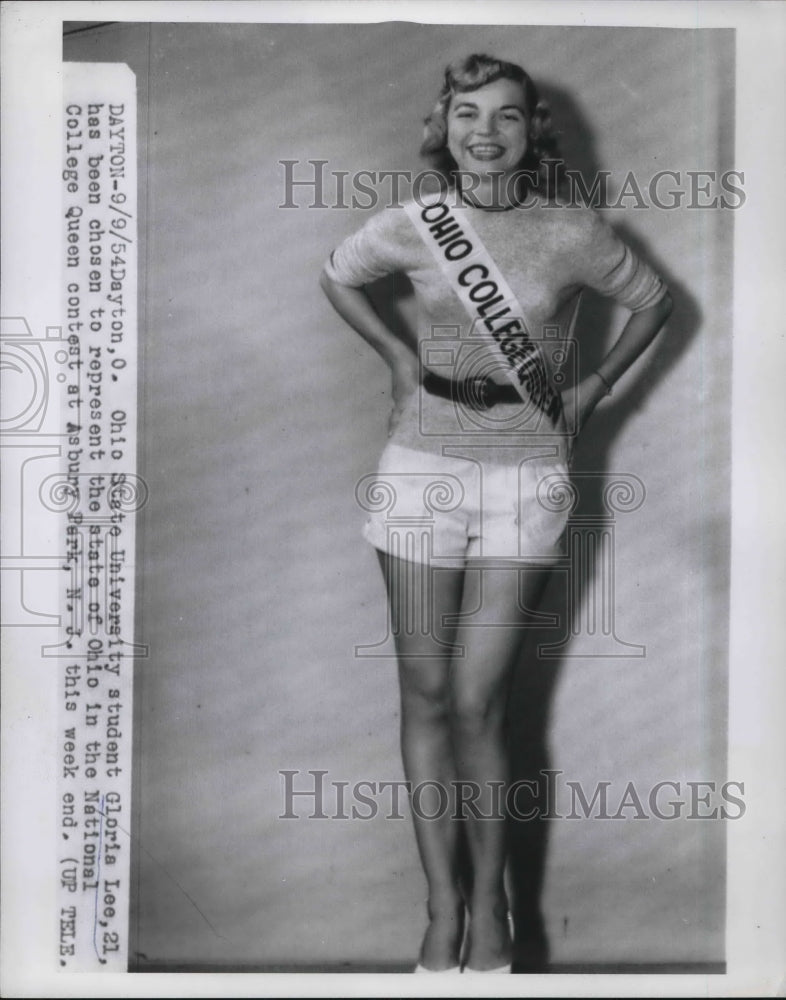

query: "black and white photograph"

left=2, top=2, right=785, bottom=996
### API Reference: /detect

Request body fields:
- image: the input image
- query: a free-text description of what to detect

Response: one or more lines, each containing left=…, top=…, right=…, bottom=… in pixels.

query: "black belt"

left=422, top=371, right=523, bottom=410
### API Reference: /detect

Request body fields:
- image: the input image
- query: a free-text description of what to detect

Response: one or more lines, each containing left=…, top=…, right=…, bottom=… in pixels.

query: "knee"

left=451, top=691, right=504, bottom=738
left=400, top=675, right=451, bottom=725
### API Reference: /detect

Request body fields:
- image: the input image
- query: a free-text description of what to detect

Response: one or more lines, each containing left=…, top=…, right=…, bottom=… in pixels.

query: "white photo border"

left=2, top=1, right=785, bottom=997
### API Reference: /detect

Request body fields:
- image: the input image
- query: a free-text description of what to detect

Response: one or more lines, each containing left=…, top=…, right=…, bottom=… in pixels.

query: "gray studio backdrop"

left=65, top=21, right=733, bottom=971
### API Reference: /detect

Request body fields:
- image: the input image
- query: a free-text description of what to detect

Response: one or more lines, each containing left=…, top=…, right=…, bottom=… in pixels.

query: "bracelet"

left=594, top=370, right=613, bottom=396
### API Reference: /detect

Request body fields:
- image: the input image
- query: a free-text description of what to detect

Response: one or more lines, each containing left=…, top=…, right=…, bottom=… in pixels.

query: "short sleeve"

left=323, top=207, right=407, bottom=287
left=575, top=211, right=668, bottom=313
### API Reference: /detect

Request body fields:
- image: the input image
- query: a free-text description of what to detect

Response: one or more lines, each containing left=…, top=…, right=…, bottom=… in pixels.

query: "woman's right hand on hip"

left=388, top=358, right=420, bottom=436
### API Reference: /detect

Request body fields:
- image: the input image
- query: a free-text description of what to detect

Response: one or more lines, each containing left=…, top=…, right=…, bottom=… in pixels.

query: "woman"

left=320, top=54, right=672, bottom=973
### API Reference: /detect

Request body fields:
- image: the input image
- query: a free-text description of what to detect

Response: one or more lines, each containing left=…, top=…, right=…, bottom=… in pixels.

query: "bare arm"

left=567, top=292, right=674, bottom=430
left=319, top=269, right=420, bottom=431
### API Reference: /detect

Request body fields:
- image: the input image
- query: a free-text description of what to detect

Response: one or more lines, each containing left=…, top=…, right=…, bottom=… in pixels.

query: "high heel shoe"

left=414, top=897, right=465, bottom=972
left=462, top=962, right=511, bottom=973
left=462, top=911, right=513, bottom=973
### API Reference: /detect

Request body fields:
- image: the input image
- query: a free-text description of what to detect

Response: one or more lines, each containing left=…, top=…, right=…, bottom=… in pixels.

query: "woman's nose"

left=474, top=113, right=497, bottom=135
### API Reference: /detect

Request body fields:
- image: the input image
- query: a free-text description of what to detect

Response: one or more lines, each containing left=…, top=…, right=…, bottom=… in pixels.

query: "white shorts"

left=357, top=443, right=571, bottom=567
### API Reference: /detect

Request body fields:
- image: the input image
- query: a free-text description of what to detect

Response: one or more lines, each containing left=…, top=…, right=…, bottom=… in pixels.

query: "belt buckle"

left=467, top=376, right=491, bottom=411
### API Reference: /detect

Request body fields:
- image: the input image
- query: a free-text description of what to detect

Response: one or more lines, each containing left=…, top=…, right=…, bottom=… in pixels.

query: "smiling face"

left=446, top=77, right=529, bottom=179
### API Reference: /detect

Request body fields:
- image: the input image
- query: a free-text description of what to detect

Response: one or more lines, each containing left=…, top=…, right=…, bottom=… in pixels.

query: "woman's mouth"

left=467, top=144, right=506, bottom=160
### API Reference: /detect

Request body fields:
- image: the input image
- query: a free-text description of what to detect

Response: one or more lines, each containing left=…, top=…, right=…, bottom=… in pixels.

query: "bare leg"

left=377, top=550, right=466, bottom=970
left=450, top=564, right=551, bottom=971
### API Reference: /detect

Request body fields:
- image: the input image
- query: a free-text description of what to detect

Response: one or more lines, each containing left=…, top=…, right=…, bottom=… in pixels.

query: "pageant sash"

left=403, top=197, right=563, bottom=425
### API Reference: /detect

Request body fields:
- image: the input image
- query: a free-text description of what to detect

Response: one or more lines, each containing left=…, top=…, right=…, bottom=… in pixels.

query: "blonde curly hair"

left=420, top=54, right=563, bottom=196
